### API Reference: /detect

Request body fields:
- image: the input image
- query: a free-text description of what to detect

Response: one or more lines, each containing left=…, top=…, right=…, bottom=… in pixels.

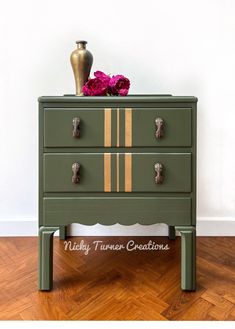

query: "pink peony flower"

left=82, top=75, right=109, bottom=96
left=82, top=71, right=130, bottom=96
left=109, top=74, right=130, bottom=96
left=94, top=71, right=111, bottom=84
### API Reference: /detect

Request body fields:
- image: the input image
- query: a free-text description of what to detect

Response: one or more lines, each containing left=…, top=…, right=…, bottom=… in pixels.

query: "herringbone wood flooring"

left=0, top=236, right=234, bottom=320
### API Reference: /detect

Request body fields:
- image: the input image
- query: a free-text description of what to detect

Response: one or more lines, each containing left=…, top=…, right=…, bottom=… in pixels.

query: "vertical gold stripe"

left=104, top=153, right=111, bottom=192
left=117, top=108, right=120, bottom=147
left=125, top=108, right=132, bottom=147
left=104, top=108, right=111, bottom=147
left=116, top=153, right=119, bottom=192
left=125, top=153, right=132, bottom=192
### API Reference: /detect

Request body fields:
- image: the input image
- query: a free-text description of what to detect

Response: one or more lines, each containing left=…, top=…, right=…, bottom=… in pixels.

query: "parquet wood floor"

left=0, top=236, right=234, bottom=320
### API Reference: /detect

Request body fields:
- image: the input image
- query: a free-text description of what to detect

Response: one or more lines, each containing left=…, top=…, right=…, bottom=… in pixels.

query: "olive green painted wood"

left=39, top=95, right=198, bottom=104
left=111, top=108, right=117, bottom=148
left=175, top=226, right=196, bottom=291
left=131, top=108, right=191, bottom=147
left=44, top=192, right=191, bottom=198
left=43, top=197, right=192, bottom=226
left=44, top=147, right=192, bottom=154
left=43, top=153, right=191, bottom=193
left=39, top=226, right=59, bottom=291
left=38, top=102, right=44, bottom=228
left=131, top=153, right=191, bottom=192
left=38, top=95, right=197, bottom=291
left=44, top=107, right=191, bottom=148
left=168, top=225, right=176, bottom=240
left=59, top=226, right=67, bottom=240
left=191, top=103, right=197, bottom=226
left=44, top=108, right=105, bottom=147
left=44, top=153, right=104, bottom=192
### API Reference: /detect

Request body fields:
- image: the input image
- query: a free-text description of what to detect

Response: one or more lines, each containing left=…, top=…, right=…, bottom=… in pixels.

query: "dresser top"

left=38, top=94, right=198, bottom=103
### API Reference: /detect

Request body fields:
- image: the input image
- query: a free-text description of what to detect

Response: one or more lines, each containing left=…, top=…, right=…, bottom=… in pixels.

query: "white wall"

left=0, top=0, right=235, bottom=235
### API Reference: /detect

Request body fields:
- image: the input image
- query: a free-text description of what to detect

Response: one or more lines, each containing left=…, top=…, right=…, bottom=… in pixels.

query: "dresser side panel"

left=191, top=103, right=197, bottom=226
left=39, top=102, right=44, bottom=227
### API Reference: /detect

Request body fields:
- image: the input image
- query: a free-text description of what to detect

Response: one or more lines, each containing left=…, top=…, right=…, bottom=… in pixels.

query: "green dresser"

left=38, top=95, right=197, bottom=291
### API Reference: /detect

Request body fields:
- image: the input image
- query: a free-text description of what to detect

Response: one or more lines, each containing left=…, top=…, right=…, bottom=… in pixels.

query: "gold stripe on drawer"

left=125, top=153, right=132, bottom=192
left=125, top=108, right=132, bottom=147
left=117, top=108, right=120, bottom=147
left=116, top=153, right=119, bottom=192
left=104, top=108, right=111, bottom=147
left=104, top=153, right=111, bottom=192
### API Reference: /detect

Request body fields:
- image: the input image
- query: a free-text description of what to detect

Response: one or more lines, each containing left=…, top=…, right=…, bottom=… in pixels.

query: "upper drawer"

left=43, top=153, right=191, bottom=193
left=44, top=108, right=191, bottom=147
left=44, top=107, right=191, bottom=147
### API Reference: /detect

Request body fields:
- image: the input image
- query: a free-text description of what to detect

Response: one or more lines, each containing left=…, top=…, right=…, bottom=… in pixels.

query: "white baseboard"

left=0, top=217, right=234, bottom=236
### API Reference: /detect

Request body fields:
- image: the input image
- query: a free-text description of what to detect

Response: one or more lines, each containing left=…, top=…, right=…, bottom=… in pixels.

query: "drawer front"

left=131, top=108, right=191, bottom=147
left=44, top=107, right=191, bottom=147
left=43, top=197, right=192, bottom=226
left=43, top=153, right=191, bottom=192
left=44, top=108, right=105, bottom=147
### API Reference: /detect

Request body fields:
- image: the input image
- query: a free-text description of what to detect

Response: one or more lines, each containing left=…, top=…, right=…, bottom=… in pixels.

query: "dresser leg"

left=39, top=226, right=59, bottom=291
left=175, top=226, right=196, bottom=291
left=59, top=226, right=67, bottom=240
left=168, top=225, right=176, bottom=240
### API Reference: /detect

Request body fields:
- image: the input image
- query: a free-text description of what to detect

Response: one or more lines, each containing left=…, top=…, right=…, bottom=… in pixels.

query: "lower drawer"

left=43, top=197, right=192, bottom=226
left=43, top=153, right=191, bottom=192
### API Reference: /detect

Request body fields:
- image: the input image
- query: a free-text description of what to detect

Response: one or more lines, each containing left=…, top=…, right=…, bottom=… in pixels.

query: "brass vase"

left=70, top=40, right=93, bottom=96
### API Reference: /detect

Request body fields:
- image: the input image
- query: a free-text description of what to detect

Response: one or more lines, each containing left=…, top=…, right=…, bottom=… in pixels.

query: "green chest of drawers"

left=38, top=95, right=197, bottom=291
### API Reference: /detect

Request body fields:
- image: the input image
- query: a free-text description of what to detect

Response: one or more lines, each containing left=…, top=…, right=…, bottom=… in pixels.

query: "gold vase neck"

left=76, top=40, right=87, bottom=50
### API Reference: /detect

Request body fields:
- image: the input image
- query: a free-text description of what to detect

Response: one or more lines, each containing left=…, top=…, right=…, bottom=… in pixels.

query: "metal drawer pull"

left=155, top=117, right=164, bottom=139
left=72, top=163, right=80, bottom=184
left=72, top=117, right=80, bottom=138
left=155, top=163, right=164, bottom=184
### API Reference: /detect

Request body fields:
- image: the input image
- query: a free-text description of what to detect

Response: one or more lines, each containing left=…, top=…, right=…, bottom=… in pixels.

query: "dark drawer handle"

left=72, top=163, right=80, bottom=184
left=155, top=163, right=164, bottom=184
left=155, top=117, right=164, bottom=139
left=72, top=117, right=80, bottom=138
